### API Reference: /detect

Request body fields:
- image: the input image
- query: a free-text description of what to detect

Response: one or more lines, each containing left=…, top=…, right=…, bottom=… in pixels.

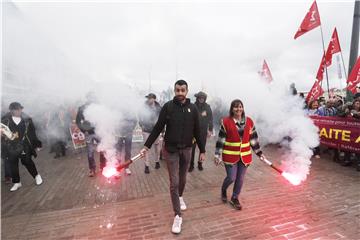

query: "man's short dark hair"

left=174, top=79, right=188, bottom=89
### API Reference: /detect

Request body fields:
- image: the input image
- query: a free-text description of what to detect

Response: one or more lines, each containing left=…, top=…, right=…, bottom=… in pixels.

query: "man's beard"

left=176, top=95, right=185, bottom=101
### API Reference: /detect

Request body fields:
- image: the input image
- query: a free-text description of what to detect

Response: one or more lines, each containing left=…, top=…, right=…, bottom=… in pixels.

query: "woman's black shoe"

left=229, top=198, right=242, bottom=210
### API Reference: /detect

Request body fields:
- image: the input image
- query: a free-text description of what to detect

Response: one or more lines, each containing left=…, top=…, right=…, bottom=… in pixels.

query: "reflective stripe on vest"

left=241, top=142, right=250, bottom=148
left=224, top=141, right=241, bottom=147
left=241, top=150, right=252, bottom=157
left=223, top=149, right=240, bottom=155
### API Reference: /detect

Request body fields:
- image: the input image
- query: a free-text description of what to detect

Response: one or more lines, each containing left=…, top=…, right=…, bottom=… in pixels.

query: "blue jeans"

left=115, top=136, right=133, bottom=164
left=86, top=134, right=105, bottom=171
left=222, top=161, right=248, bottom=199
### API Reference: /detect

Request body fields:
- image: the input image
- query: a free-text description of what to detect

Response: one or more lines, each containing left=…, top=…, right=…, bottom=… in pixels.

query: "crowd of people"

left=305, top=90, right=360, bottom=171
left=1, top=80, right=360, bottom=234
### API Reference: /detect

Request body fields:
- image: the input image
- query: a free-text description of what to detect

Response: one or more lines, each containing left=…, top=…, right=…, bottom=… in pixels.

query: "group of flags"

left=259, top=1, right=359, bottom=103
left=293, top=0, right=360, bottom=103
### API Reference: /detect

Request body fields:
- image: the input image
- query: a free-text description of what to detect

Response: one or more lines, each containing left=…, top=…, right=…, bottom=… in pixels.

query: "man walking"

left=1, top=102, right=43, bottom=191
left=140, top=80, right=205, bottom=234
left=139, top=93, right=162, bottom=174
left=189, top=91, right=213, bottom=172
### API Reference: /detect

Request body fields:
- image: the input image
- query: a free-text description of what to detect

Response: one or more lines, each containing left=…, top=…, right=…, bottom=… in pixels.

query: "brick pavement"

left=1, top=139, right=360, bottom=239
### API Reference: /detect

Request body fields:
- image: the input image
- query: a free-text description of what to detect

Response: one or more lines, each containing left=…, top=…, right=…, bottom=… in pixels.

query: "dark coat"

left=139, top=101, right=161, bottom=133
left=144, top=97, right=205, bottom=153
left=194, top=101, right=213, bottom=137
left=1, top=112, right=42, bottom=157
left=76, top=103, right=95, bottom=134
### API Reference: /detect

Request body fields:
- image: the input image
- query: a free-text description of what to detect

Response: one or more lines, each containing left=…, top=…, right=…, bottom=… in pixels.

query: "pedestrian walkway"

left=2, top=140, right=359, bottom=239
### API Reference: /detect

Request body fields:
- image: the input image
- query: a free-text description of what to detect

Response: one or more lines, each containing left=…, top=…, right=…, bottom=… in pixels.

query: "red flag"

left=316, top=54, right=327, bottom=81
left=325, top=28, right=342, bottom=66
left=347, top=57, right=360, bottom=94
left=259, top=60, right=273, bottom=83
left=294, top=1, right=321, bottom=39
left=306, top=80, right=324, bottom=103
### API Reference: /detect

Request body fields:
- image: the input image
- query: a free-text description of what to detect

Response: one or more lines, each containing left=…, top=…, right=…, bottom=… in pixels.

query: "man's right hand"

left=140, top=147, right=149, bottom=156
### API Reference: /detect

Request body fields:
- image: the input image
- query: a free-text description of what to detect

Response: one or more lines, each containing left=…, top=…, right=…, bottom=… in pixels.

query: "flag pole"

left=340, top=51, right=348, bottom=82
left=319, top=24, right=331, bottom=96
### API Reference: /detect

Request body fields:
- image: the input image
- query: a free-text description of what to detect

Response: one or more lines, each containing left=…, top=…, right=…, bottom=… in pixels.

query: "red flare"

left=281, top=172, right=301, bottom=186
left=102, top=166, right=117, bottom=178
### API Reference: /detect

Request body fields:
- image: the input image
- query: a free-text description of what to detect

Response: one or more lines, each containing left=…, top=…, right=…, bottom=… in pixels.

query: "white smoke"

left=219, top=74, right=319, bottom=182
left=3, top=1, right=323, bottom=183
left=82, top=83, right=144, bottom=170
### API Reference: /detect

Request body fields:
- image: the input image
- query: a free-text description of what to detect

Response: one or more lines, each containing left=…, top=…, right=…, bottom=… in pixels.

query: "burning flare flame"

left=281, top=172, right=301, bottom=186
left=102, top=166, right=117, bottom=178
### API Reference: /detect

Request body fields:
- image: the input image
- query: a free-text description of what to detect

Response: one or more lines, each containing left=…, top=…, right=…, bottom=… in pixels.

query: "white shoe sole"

left=10, top=184, right=22, bottom=192
left=172, top=228, right=181, bottom=234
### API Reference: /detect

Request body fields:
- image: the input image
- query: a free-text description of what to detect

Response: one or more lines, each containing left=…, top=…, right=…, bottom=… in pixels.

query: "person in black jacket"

left=140, top=80, right=205, bottom=234
left=1, top=108, right=11, bottom=183
left=189, top=91, right=213, bottom=172
left=76, top=92, right=106, bottom=177
left=1, top=102, right=43, bottom=192
left=139, top=93, right=162, bottom=174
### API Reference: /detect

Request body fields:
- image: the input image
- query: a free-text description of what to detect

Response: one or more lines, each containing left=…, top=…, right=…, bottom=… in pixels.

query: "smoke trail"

left=82, top=83, right=145, bottom=171
left=220, top=75, right=319, bottom=182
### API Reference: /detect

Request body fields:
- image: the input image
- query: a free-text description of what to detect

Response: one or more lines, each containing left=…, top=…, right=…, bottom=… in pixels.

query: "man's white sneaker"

left=35, top=175, right=43, bottom=185
left=125, top=168, right=132, bottom=175
left=171, top=215, right=182, bottom=234
left=10, top=183, right=22, bottom=192
left=179, top=197, right=187, bottom=211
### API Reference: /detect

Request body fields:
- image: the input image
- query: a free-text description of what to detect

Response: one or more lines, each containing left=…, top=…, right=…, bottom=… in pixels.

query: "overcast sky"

left=4, top=0, right=357, bottom=95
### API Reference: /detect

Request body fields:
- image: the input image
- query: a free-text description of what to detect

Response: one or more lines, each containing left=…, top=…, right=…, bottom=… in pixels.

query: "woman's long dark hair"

left=229, top=99, right=245, bottom=118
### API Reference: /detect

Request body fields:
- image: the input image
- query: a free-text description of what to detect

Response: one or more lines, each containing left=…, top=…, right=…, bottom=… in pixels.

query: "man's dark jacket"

left=144, top=97, right=205, bottom=153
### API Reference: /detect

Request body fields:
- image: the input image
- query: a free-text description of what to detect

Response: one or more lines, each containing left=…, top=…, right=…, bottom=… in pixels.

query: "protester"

left=290, top=83, right=298, bottom=96
left=139, top=93, right=162, bottom=174
left=1, top=127, right=11, bottom=184
left=317, top=98, right=337, bottom=116
left=47, top=106, right=70, bottom=158
left=189, top=91, right=213, bottom=172
left=340, top=99, right=360, bottom=170
left=115, top=112, right=137, bottom=176
left=305, top=99, right=321, bottom=158
left=76, top=92, right=106, bottom=177
left=214, top=99, right=265, bottom=210
left=140, top=80, right=205, bottom=234
left=1, top=102, right=43, bottom=191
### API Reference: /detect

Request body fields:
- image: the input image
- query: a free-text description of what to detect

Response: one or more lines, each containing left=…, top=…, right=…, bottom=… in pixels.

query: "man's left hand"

left=207, top=130, right=212, bottom=138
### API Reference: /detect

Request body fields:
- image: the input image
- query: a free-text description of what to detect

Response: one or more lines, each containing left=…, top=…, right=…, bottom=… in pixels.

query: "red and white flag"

left=306, top=80, right=324, bottom=103
left=294, top=1, right=321, bottom=39
left=325, top=28, right=341, bottom=66
left=259, top=60, right=273, bottom=83
left=316, top=54, right=327, bottom=81
left=347, top=57, right=360, bottom=94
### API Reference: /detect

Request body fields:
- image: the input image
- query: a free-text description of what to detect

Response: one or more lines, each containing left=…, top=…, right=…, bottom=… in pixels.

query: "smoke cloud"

left=4, top=1, right=345, bottom=182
